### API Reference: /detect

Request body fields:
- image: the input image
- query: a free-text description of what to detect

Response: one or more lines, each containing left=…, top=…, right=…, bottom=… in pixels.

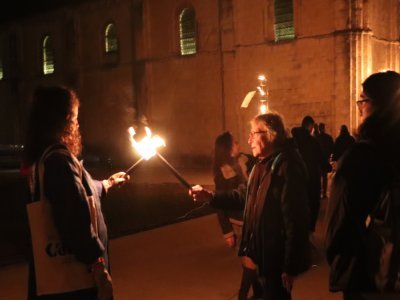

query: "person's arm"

left=216, top=210, right=234, bottom=235
left=237, top=154, right=249, bottom=181
left=44, top=152, right=104, bottom=265
left=102, top=172, right=129, bottom=194
left=212, top=184, right=247, bottom=210
left=215, top=209, right=236, bottom=247
left=190, top=183, right=247, bottom=211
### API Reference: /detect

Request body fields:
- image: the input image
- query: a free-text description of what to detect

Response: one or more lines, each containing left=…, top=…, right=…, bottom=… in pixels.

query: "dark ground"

left=0, top=162, right=214, bottom=266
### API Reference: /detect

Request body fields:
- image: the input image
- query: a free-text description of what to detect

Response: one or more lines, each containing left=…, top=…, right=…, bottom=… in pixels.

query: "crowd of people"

left=20, top=70, right=400, bottom=300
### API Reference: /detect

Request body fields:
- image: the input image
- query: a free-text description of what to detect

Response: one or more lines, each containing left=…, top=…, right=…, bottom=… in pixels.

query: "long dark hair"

left=23, top=85, right=81, bottom=166
left=213, top=131, right=235, bottom=175
left=358, top=71, right=400, bottom=166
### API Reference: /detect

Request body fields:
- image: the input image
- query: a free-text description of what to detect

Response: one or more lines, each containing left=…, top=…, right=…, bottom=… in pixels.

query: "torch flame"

left=128, top=126, right=165, bottom=160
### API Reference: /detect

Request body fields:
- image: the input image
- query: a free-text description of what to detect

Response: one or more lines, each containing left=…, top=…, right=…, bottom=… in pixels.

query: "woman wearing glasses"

left=326, top=71, right=400, bottom=299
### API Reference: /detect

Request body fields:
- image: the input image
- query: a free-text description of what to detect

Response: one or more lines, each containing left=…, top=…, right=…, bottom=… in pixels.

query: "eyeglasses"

left=249, top=131, right=267, bottom=138
left=356, top=98, right=371, bottom=108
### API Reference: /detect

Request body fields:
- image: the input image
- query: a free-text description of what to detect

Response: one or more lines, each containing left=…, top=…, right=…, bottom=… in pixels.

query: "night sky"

left=1, top=0, right=94, bottom=23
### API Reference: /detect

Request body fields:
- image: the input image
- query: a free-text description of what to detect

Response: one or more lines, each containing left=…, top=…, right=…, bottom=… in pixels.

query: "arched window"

left=105, top=23, right=119, bottom=53
left=179, top=8, right=197, bottom=55
left=274, top=0, right=295, bottom=41
left=42, top=35, right=55, bottom=75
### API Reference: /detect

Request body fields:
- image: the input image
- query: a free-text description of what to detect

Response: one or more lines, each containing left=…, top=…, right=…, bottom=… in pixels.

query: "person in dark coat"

left=191, top=113, right=311, bottom=300
left=317, top=123, right=334, bottom=198
left=291, top=115, right=323, bottom=234
left=22, top=85, right=129, bottom=300
left=212, top=131, right=262, bottom=299
left=326, top=71, right=400, bottom=299
left=331, top=125, right=355, bottom=162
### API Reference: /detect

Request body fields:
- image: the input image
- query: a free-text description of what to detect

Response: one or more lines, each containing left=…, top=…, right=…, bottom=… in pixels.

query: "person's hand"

left=281, top=272, right=294, bottom=294
left=225, top=235, right=236, bottom=248
left=92, top=262, right=113, bottom=300
left=331, top=160, right=337, bottom=173
left=241, top=256, right=257, bottom=270
left=189, top=185, right=213, bottom=202
left=103, top=172, right=130, bottom=192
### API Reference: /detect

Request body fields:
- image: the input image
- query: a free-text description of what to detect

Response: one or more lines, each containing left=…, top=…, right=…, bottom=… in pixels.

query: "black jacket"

left=27, top=144, right=108, bottom=299
left=326, top=141, right=390, bottom=292
left=332, top=134, right=355, bottom=162
left=211, top=140, right=311, bottom=277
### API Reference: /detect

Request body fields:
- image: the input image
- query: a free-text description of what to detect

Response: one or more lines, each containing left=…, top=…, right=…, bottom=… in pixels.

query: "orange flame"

left=128, top=126, right=165, bottom=160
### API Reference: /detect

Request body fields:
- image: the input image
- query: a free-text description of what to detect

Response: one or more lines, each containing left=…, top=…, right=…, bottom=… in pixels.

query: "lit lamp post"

left=241, top=74, right=269, bottom=114
left=257, top=74, right=268, bottom=114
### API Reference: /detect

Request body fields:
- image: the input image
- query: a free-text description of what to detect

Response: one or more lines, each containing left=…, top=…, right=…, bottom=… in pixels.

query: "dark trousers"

left=259, top=274, right=291, bottom=300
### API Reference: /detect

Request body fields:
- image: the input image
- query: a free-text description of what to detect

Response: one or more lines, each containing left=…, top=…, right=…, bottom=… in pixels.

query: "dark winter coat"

left=332, top=133, right=355, bottom=162
left=27, top=144, right=108, bottom=299
left=326, top=141, right=391, bottom=292
left=317, top=132, right=334, bottom=173
left=211, top=140, right=311, bottom=277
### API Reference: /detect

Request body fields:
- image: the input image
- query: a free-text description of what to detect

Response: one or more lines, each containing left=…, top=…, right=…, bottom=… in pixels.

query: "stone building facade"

left=0, top=0, right=399, bottom=164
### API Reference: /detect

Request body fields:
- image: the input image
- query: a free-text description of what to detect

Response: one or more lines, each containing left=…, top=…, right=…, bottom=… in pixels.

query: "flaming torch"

left=125, top=126, right=165, bottom=175
left=156, top=153, right=191, bottom=189
left=126, top=126, right=192, bottom=190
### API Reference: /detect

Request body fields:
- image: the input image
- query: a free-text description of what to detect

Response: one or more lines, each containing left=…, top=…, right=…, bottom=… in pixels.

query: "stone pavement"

left=0, top=164, right=342, bottom=300
left=0, top=212, right=340, bottom=300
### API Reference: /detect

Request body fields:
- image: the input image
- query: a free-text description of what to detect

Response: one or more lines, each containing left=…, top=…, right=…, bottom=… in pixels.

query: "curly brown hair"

left=24, top=85, right=82, bottom=165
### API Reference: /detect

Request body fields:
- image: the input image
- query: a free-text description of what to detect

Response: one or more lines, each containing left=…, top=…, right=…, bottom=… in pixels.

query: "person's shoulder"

left=43, top=144, right=76, bottom=168
left=336, top=141, right=376, bottom=174
left=45, top=144, right=71, bottom=159
left=345, top=140, right=373, bottom=156
left=278, top=140, right=304, bottom=163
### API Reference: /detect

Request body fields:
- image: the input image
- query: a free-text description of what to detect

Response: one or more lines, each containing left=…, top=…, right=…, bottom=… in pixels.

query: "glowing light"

left=259, top=103, right=268, bottom=114
left=257, top=74, right=268, bottom=114
left=128, top=126, right=165, bottom=160
left=258, top=75, right=266, bottom=82
left=257, top=86, right=266, bottom=96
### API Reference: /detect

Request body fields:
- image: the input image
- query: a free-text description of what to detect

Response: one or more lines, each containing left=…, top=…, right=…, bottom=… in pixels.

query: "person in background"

left=291, top=115, right=323, bottom=236
left=312, top=123, right=320, bottom=138
left=23, top=85, right=129, bottom=300
left=317, top=123, right=334, bottom=199
left=326, top=71, right=400, bottom=299
left=191, top=113, right=310, bottom=300
left=331, top=125, right=355, bottom=164
left=212, top=131, right=261, bottom=300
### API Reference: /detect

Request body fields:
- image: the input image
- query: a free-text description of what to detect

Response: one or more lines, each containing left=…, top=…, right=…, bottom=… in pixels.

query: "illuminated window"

left=274, top=0, right=295, bottom=42
left=179, top=8, right=197, bottom=55
left=42, top=35, right=55, bottom=75
left=105, top=23, right=119, bottom=53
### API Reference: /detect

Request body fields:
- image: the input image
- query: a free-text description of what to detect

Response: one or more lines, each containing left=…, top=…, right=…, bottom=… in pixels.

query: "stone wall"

left=0, top=0, right=400, bottom=164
